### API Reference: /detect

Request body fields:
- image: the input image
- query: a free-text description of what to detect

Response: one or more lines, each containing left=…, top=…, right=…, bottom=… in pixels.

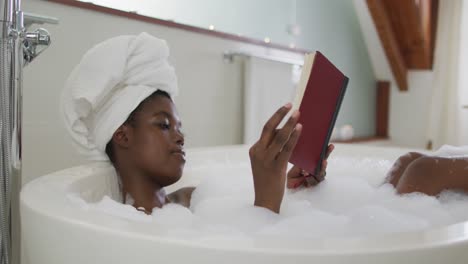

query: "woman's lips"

left=171, top=150, right=186, bottom=161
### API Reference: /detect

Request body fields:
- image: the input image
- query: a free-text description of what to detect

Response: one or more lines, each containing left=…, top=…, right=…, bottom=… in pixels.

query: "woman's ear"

left=112, top=125, right=131, bottom=148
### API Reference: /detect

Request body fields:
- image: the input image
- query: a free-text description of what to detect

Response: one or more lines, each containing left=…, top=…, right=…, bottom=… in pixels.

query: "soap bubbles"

left=69, top=152, right=468, bottom=248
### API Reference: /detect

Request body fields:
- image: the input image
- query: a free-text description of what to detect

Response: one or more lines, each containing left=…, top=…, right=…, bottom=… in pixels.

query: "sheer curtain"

left=458, top=0, right=468, bottom=145
left=426, top=0, right=467, bottom=149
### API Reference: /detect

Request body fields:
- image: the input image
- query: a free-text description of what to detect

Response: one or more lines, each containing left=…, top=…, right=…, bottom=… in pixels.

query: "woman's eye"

left=158, top=123, right=170, bottom=130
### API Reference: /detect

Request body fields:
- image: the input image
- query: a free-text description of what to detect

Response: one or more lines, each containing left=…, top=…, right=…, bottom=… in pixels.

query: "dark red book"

left=289, top=51, right=348, bottom=176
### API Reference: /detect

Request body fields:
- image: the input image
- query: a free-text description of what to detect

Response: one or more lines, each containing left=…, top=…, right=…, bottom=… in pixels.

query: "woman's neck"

left=116, top=165, right=168, bottom=213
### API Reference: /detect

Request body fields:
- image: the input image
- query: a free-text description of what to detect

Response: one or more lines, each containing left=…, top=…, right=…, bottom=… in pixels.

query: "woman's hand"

left=249, top=103, right=302, bottom=213
left=286, top=144, right=334, bottom=189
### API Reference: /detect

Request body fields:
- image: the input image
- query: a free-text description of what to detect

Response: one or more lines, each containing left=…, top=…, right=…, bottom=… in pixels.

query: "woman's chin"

left=160, top=170, right=183, bottom=187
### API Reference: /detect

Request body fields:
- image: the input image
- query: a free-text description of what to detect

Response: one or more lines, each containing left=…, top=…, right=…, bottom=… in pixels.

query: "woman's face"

left=127, top=95, right=185, bottom=187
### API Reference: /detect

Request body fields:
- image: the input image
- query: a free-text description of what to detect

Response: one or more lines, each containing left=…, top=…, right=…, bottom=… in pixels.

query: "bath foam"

left=67, top=152, right=468, bottom=246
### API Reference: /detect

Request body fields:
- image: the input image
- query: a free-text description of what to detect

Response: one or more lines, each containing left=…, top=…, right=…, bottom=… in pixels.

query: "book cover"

left=289, top=51, right=349, bottom=176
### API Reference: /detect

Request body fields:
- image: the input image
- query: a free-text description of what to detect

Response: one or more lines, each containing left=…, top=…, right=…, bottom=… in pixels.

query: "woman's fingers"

left=325, top=144, right=335, bottom=159
left=267, top=110, right=300, bottom=159
left=258, top=103, right=292, bottom=148
left=308, top=144, right=333, bottom=184
left=287, top=175, right=306, bottom=189
left=305, top=174, right=320, bottom=186
left=287, top=166, right=303, bottom=179
left=276, top=123, right=302, bottom=163
left=287, top=166, right=304, bottom=189
left=288, top=169, right=320, bottom=189
left=288, top=150, right=330, bottom=189
left=287, top=143, right=333, bottom=190
left=313, top=159, right=328, bottom=182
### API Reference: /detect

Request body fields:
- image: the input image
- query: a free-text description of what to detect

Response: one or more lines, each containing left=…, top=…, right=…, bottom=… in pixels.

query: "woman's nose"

left=174, top=129, right=184, bottom=146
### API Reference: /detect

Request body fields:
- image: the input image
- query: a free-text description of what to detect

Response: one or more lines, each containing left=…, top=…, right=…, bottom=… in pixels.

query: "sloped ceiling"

left=354, top=0, right=438, bottom=91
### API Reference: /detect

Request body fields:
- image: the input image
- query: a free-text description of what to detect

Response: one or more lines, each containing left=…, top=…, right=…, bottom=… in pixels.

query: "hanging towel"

left=243, top=57, right=298, bottom=144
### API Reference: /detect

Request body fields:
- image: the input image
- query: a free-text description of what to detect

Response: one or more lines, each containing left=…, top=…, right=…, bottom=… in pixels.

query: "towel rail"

left=223, top=50, right=304, bottom=66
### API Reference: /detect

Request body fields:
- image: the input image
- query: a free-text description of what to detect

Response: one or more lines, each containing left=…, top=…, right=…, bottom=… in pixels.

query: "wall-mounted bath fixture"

left=23, top=28, right=51, bottom=65
left=22, top=12, right=58, bottom=65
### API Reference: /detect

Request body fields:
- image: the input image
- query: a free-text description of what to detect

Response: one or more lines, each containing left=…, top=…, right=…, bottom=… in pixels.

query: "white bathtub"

left=20, top=144, right=468, bottom=264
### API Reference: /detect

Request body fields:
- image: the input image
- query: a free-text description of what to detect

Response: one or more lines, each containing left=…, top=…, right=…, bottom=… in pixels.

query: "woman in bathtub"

left=62, top=33, right=466, bottom=215
left=61, top=32, right=331, bottom=214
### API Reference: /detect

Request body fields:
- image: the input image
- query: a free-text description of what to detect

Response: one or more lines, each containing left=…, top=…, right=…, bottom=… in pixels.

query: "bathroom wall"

left=60, top=0, right=377, bottom=138
left=296, top=0, right=376, bottom=137
left=21, top=0, right=376, bottom=184
left=74, top=0, right=295, bottom=46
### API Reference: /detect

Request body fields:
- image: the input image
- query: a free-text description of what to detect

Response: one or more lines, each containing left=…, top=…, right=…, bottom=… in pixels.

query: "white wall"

left=21, top=0, right=305, bottom=184
left=389, top=71, right=433, bottom=148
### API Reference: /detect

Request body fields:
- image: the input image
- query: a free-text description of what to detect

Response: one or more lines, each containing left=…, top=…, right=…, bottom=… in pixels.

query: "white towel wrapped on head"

left=61, top=32, right=178, bottom=161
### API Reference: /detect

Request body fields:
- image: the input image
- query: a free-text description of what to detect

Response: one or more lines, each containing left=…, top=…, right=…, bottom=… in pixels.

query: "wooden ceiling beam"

left=366, top=0, right=408, bottom=91
left=382, top=0, right=436, bottom=69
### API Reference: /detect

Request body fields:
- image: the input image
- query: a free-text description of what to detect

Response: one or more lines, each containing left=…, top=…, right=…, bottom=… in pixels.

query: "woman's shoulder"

left=167, top=187, right=195, bottom=208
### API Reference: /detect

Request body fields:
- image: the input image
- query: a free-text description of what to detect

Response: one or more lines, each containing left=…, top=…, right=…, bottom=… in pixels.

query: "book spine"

left=314, top=76, right=349, bottom=175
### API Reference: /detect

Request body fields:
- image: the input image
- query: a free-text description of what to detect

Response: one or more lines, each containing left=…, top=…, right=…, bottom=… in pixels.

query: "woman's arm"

left=394, top=156, right=468, bottom=195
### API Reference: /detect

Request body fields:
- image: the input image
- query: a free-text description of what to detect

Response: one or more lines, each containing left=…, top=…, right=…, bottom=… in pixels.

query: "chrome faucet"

left=23, top=28, right=51, bottom=64
left=22, top=12, right=57, bottom=65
